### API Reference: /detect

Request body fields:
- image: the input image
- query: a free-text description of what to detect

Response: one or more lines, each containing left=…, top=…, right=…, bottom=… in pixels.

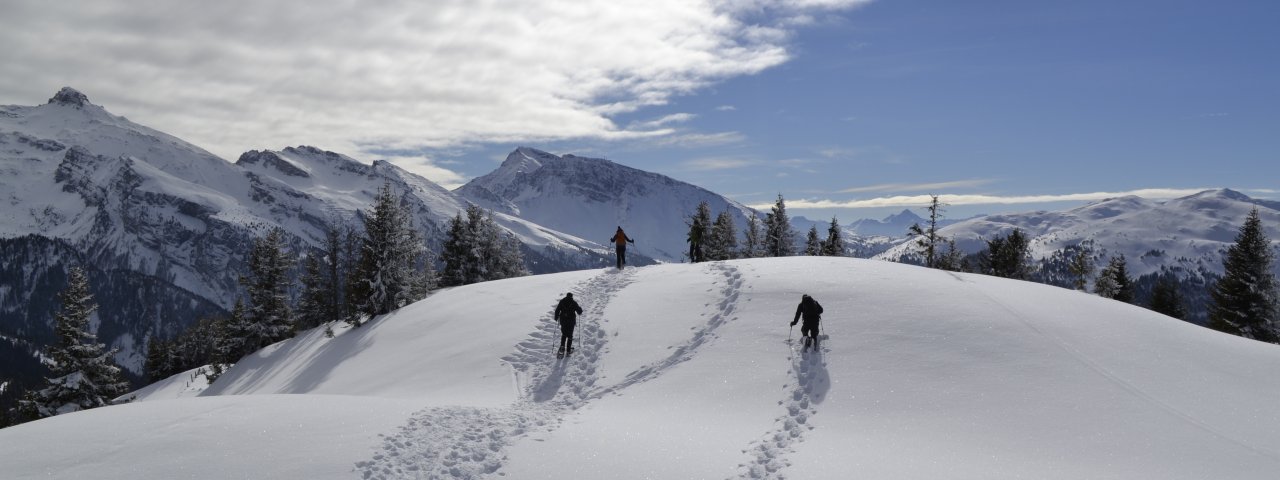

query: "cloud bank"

left=765, top=188, right=1218, bottom=210
left=0, top=0, right=870, bottom=184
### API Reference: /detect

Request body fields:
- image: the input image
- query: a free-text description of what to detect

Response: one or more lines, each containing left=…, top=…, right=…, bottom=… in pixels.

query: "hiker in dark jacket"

left=555, top=292, right=584, bottom=355
left=791, top=294, right=824, bottom=350
left=609, top=226, right=635, bottom=269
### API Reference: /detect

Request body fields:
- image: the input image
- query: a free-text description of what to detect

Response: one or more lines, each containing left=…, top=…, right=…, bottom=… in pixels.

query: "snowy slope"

left=4, top=258, right=1280, bottom=479
left=877, top=189, right=1280, bottom=278
left=457, top=147, right=759, bottom=262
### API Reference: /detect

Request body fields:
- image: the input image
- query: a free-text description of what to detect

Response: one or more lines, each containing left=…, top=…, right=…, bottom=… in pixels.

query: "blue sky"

left=3, top=0, right=1276, bottom=222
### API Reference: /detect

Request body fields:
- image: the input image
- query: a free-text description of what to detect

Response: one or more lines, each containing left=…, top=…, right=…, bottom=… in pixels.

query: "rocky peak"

left=48, top=87, right=91, bottom=108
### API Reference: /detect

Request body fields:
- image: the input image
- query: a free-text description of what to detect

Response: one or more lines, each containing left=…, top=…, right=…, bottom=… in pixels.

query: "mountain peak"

left=884, top=209, right=922, bottom=222
left=48, top=87, right=91, bottom=107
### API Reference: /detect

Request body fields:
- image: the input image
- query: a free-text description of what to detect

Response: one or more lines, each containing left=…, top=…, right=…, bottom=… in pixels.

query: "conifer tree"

left=742, top=212, right=764, bottom=258
left=707, top=211, right=738, bottom=261
left=908, top=195, right=945, bottom=268
left=144, top=335, right=173, bottom=382
left=1149, top=274, right=1188, bottom=320
left=764, top=194, right=795, bottom=257
left=1209, top=208, right=1278, bottom=342
left=1095, top=255, right=1134, bottom=303
left=1068, top=242, right=1094, bottom=291
left=982, top=229, right=1031, bottom=279
left=295, top=253, right=330, bottom=330
left=218, top=299, right=250, bottom=365
left=352, top=184, right=430, bottom=318
left=938, top=237, right=964, bottom=272
left=821, top=216, right=844, bottom=256
left=804, top=225, right=822, bottom=256
left=20, top=266, right=130, bottom=418
left=240, top=227, right=294, bottom=348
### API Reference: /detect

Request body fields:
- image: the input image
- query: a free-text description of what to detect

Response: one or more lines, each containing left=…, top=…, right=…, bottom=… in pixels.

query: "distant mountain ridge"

left=877, top=189, right=1280, bottom=277
left=457, top=147, right=758, bottom=262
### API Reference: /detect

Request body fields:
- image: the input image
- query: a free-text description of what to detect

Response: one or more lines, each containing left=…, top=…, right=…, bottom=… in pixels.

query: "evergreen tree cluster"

left=440, top=204, right=528, bottom=287
left=352, top=185, right=436, bottom=319
left=764, top=194, right=795, bottom=257
left=978, top=229, right=1032, bottom=279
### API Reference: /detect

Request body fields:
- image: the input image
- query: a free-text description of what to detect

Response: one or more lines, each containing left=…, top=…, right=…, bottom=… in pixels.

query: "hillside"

left=4, top=258, right=1279, bottom=479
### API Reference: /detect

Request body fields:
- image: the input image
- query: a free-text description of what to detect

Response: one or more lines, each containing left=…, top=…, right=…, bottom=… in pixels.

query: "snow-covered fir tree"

left=352, top=184, right=430, bottom=321
left=1095, top=255, right=1134, bottom=303
left=707, top=210, right=738, bottom=261
left=742, top=212, right=764, bottom=258
left=763, top=194, right=795, bottom=257
left=441, top=204, right=528, bottom=287
left=938, top=237, right=964, bottom=272
left=239, top=227, right=295, bottom=348
left=804, top=225, right=822, bottom=256
left=1209, top=208, right=1278, bottom=342
left=19, top=266, right=129, bottom=419
left=821, top=216, right=844, bottom=256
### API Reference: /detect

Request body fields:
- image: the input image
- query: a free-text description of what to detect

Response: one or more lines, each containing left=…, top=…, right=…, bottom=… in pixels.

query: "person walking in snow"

left=555, top=292, right=583, bottom=357
left=687, top=218, right=704, bottom=263
left=792, top=294, right=824, bottom=351
left=609, top=226, right=635, bottom=269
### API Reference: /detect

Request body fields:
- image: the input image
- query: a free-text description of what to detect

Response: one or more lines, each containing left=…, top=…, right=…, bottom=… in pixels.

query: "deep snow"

left=3, top=258, right=1280, bottom=479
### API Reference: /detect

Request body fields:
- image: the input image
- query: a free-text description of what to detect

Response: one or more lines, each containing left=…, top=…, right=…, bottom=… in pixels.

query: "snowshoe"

left=556, top=347, right=565, bottom=359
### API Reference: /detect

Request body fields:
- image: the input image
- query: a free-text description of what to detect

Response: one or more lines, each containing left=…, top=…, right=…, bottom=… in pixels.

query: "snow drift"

left=3, top=258, right=1279, bottom=479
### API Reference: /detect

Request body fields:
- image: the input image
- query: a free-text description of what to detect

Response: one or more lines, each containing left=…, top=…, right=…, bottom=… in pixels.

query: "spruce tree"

left=440, top=204, right=525, bottom=287
left=352, top=184, right=430, bottom=318
left=764, top=194, right=795, bottom=257
left=742, top=212, right=764, bottom=258
left=20, top=266, right=130, bottom=418
left=707, top=211, right=738, bottom=261
left=1095, top=255, right=1134, bottom=303
left=1208, top=208, right=1278, bottom=342
left=240, top=227, right=294, bottom=349
left=1149, top=274, right=1188, bottom=320
left=821, top=216, right=844, bottom=256
left=983, top=229, right=1031, bottom=279
left=144, top=335, right=173, bottom=382
left=295, top=253, right=330, bottom=330
left=908, top=195, right=945, bottom=268
left=804, top=226, right=822, bottom=256
left=440, top=211, right=470, bottom=287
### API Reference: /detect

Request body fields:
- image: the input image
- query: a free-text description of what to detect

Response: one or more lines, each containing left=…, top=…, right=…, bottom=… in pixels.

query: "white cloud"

left=839, top=179, right=995, bottom=194
left=0, top=0, right=871, bottom=161
left=682, top=157, right=761, bottom=171
left=630, top=113, right=697, bottom=130
left=715, top=105, right=737, bottom=111
left=754, top=188, right=1217, bottom=210
left=654, top=131, right=747, bottom=148
left=380, top=155, right=469, bottom=190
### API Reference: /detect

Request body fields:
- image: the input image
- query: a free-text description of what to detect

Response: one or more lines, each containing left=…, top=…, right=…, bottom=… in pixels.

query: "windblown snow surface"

left=4, top=258, right=1280, bottom=479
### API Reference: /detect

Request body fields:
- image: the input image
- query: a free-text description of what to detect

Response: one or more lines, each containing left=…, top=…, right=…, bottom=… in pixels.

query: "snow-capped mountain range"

left=3, top=87, right=1278, bottom=386
left=876, top=189, right=1280, bottom=280
left=4, top=257, right=1280, bottom=478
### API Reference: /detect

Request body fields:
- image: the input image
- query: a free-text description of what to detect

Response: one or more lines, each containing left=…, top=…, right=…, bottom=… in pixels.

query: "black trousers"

left=560, top=320, right=576, bottom=350
left=615, top=245, right=626, bottom=269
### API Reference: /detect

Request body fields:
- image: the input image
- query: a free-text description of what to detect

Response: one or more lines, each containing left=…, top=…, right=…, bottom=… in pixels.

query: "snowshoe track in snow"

left=590, top=262, right=745, bottom=398
left=734, top=342, right=831, bottom=479
left=357, top=267, right=636, bottom=478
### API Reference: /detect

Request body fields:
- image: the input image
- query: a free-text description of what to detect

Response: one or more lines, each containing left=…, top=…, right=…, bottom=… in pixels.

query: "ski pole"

left=788, top=323, right=793, bottom=342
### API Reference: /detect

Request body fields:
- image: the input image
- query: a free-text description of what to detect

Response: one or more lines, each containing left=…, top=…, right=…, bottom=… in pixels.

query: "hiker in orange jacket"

left=609, top=226, right=635, bottom=269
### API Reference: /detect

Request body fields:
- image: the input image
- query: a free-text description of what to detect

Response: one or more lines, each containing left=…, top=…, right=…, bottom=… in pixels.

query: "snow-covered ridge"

left=5, top=258, right=1280, bottom=479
